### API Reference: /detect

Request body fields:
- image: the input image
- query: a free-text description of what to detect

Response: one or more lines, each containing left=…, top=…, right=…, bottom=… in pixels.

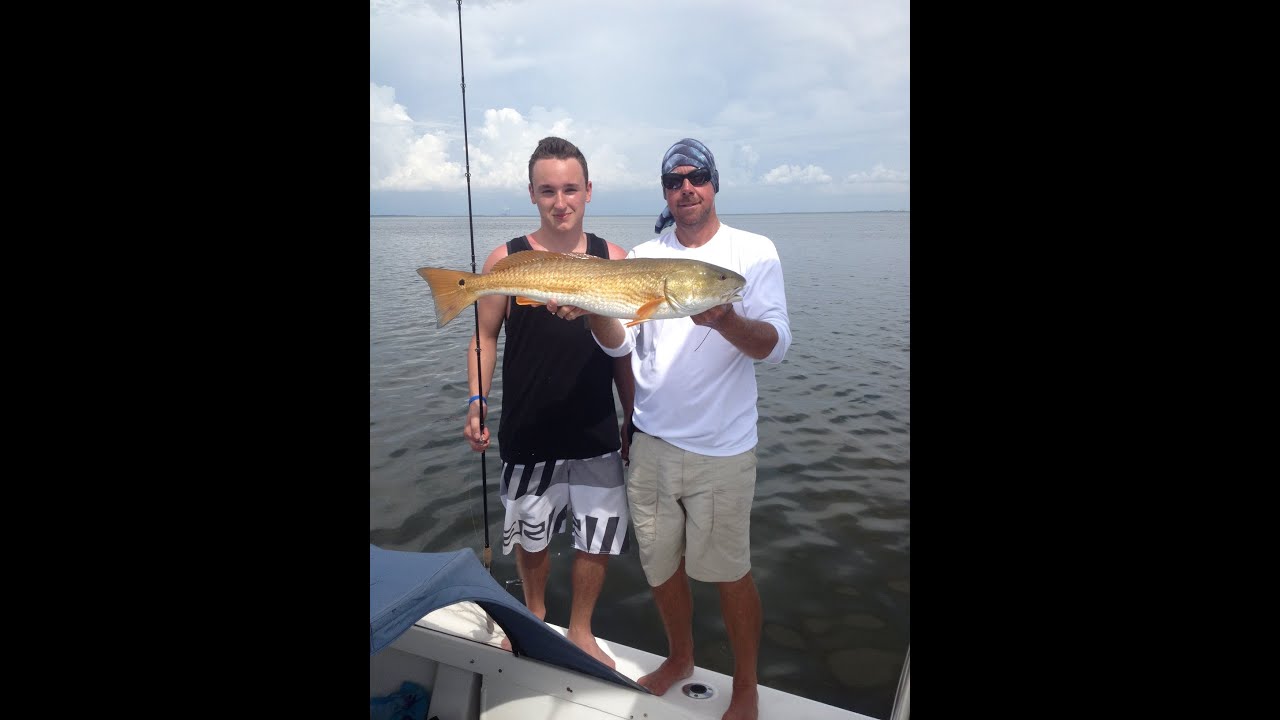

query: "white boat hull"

left=371, top=601, right=879, bottom=720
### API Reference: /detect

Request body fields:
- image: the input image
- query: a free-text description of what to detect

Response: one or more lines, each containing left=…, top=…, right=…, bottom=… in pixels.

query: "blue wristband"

left=468, top=395, right=487, bottom=406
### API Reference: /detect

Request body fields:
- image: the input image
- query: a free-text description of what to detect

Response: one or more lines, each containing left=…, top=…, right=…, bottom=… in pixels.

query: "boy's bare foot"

left=567, top=628, right=617, bottom=669
left=501, top=607, right=545, bottom=653
left=636, top=657, right=694, bottom=695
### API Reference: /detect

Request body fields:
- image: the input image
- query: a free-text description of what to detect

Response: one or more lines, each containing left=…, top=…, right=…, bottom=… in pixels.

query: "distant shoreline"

left=371, top=210, right=909, bottom=218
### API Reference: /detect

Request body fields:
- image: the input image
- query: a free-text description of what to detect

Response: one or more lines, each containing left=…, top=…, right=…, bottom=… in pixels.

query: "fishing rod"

left=455, top=0, right=492, bottom=573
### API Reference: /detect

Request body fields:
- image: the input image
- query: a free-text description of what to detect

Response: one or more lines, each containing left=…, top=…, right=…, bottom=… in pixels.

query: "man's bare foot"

left=567, top=628, right=617, bottom=669
left=721, top=686, right=758, bottom=720
left=636, top=657, right=695, bottom=695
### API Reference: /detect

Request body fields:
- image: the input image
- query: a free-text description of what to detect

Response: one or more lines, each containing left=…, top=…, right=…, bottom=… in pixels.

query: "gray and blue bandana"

left=654, top=138, right=719, bottom=233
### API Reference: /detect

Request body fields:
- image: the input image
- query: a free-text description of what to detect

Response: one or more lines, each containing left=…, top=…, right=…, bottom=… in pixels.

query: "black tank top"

left=497, top=234, right=620, bottom=464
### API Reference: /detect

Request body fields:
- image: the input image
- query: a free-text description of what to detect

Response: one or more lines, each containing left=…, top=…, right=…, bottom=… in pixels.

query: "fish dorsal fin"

left=491, top=249, right=604, bottom=272
left=491, top=250, right=554, bottom=272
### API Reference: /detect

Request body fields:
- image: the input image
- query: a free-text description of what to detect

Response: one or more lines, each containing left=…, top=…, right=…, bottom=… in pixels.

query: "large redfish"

left=417, top=250, right=745, bottom=329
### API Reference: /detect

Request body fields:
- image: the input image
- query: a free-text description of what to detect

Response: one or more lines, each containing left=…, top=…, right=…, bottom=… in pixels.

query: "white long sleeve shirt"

left=595, top=223, right=791, bottom=456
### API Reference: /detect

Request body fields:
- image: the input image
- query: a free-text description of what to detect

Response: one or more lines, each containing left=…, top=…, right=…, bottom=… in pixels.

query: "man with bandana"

left=550, top=138, right=791, bottom=720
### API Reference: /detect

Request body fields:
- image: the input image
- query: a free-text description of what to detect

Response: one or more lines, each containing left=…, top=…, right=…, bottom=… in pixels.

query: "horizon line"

left=371, top=209, right=909, bottom=218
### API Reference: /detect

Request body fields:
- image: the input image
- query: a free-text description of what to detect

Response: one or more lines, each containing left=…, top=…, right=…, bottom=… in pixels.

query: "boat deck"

left=374, top=601, right=878, bottom=720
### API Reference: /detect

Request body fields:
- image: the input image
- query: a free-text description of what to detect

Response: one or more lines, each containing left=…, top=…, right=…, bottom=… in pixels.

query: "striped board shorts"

left=499, top=451, right=630, bottom=556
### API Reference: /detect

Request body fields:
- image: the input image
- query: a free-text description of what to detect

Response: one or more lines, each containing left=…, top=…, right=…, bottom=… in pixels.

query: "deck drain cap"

left=681, top=682, right=715, bottom=700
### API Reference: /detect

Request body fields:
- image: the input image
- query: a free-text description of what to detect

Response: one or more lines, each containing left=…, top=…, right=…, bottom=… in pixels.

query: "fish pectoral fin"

left=514, top=296, right=546, bottom=307
left=625, top=298, right=664, bottom=327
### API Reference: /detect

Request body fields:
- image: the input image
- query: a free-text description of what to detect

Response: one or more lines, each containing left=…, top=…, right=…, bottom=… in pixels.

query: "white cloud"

left=370, top=0, right=910, bottom=212
left=762, top=165, right=833, bottom=185
left=845, top=163, right=910, bottom=184
left=370, top=83, right=462, bottom=190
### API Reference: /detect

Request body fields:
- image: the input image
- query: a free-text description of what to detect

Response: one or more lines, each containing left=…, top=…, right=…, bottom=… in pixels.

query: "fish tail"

left=416, top=266, right=482, bottom=327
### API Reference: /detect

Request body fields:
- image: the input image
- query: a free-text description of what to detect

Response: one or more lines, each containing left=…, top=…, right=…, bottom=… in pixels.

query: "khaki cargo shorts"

left=626, top=431, right=756, bottom=586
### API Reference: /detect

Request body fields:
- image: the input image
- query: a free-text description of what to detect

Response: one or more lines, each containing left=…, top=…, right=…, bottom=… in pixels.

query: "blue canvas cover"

left=369, top=544, right=647, bottom=693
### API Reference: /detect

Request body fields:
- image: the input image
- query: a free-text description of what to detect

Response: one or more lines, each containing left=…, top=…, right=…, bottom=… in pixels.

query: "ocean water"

left=370, top=211, right=910, bottom=719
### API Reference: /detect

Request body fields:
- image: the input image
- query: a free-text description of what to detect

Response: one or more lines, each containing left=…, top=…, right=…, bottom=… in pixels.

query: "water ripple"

left=371, top=213, right=910, bottom=720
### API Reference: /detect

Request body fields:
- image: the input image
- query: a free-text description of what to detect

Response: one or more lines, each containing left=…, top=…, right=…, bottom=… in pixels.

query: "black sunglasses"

left=661, top=168, right=713, bottom=191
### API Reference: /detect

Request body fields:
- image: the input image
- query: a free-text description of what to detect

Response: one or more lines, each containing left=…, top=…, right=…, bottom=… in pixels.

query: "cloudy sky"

left=370, top=0, right=909, bottom=217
